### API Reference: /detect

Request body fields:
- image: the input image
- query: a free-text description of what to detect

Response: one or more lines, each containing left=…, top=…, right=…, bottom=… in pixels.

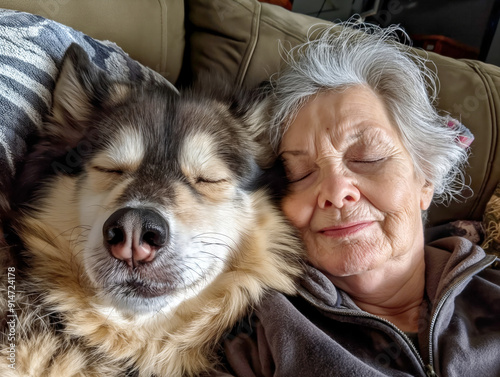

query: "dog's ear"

left=234, top=84, right=291, bottom=199
left=51, top=43, right=100, bottom=125
left=46, top=43, right=130, bottom=146
left=236, top=82, right=276, bottom=169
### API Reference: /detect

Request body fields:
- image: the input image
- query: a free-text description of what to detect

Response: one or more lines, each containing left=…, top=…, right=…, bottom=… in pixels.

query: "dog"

left=0, top=43, right=303, bottom=376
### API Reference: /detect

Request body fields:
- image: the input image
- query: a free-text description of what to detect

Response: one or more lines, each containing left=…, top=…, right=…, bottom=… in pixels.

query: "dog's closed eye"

left=88, top=165, right=128, bottom=192
left=195, top=177, right=228, bottom=184
left=92, top=166, right=125, bottom=175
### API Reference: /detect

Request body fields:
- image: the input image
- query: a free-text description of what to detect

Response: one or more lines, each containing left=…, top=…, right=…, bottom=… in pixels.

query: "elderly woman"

left=216, top=24, right=500, bottom=377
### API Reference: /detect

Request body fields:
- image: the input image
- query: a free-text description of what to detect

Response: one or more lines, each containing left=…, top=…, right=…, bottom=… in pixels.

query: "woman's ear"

left=420, top=181, right=434, bottom=210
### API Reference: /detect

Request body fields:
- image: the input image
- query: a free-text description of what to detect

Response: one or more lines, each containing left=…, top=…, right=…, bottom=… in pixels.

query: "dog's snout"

left=103, top=208, right=168, bottom=267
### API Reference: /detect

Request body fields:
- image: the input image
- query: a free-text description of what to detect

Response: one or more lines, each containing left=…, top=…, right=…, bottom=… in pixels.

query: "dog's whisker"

left=192, top=232, right=238, bottom=244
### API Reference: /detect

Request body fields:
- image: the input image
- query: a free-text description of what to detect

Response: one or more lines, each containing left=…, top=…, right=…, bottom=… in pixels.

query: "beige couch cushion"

left=0, top=0, right=185, bottom=83
left=420, top=52, right=500, bottom=225
left=185, top=0, right=330, bottom=88
left=186, top=0, right=500, bottom=226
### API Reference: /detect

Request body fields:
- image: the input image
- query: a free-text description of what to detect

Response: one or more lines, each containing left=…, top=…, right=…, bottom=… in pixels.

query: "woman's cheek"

left=363, top=174, right=409, bottom=213
left=282, top=193, right=313, bottom=229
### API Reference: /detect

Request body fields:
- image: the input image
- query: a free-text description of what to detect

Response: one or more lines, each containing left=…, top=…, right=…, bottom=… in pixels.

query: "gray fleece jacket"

left=216, top=237, right=500, bottom=377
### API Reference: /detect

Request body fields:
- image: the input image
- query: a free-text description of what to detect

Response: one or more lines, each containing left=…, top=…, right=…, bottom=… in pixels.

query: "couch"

left=0, top=0, right=499, bottom=252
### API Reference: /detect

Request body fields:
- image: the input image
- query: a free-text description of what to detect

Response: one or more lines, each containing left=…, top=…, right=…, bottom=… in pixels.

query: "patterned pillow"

left=0, top=9, right=175, bottom=233
left=481, top=183, right=500, bottom=258
left=425, top=220, right=484, bottom=245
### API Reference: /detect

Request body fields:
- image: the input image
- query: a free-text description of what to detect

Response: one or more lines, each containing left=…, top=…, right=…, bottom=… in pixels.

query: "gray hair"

left=269, top=22, right=469, bottom=204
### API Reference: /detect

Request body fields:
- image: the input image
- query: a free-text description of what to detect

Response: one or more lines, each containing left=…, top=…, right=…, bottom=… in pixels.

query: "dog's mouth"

left=98, top=257, right=186, bottom=302
left=120, top=278, right=176, bottom=298
left=99, top=274, right=184, bottom=313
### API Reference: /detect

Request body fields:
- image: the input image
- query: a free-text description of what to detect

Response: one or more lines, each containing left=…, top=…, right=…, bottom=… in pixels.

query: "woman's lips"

left=319, top=221, right=374, bottom=238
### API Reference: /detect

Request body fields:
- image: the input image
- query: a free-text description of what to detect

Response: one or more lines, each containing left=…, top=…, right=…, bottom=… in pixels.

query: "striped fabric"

left=0, top=9, right=171, bottom=221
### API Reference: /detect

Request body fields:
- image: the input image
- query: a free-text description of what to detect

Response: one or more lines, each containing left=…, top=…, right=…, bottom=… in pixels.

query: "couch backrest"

left=0, top=0, right=185, bottom=84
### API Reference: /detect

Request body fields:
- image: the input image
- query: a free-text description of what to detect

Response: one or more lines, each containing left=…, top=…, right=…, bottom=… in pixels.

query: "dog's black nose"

left=103, top=208, right=168, bottom=267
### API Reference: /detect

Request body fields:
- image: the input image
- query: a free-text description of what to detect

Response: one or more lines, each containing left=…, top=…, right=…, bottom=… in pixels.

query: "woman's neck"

left=326, top=251, right=426, bottom=332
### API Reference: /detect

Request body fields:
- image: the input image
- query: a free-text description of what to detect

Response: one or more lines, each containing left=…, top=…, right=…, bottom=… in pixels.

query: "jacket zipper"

left=425, top=254, right=497, bottom=374
left=299, top=291, right=430, bottom=375
left=298, top=254, right=497, bottom=377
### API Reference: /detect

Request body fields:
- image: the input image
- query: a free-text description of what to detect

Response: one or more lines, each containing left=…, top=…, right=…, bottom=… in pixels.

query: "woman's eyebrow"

left=280, top=129, right=366, bottom=156
left=278, top=150, right=308, bottom=159
left=278, top=127, right=388, bottom=158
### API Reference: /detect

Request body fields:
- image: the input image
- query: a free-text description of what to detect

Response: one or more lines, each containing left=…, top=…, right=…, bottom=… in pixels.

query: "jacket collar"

left=297, top=237, right=495, bottom=310
left=424, top=236, right=495, bottom=304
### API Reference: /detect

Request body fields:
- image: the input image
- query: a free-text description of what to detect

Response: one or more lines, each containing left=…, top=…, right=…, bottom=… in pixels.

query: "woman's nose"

left=317, top=167, right=360, bottom=209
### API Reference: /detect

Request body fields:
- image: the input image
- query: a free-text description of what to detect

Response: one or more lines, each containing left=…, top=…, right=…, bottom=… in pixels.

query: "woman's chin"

left=309, top=244, right=389, bottom=279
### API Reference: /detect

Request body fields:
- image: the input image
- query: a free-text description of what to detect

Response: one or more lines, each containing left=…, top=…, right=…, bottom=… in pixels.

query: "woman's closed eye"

left=286, top=163, right=319, bottom=184
left=282, top=161, right=313, bottom=184
left=288, top=171, right=314, bottom=183
left=350, top=157, right=386, bottom=164
left=347, top=156, right=389, bottom=174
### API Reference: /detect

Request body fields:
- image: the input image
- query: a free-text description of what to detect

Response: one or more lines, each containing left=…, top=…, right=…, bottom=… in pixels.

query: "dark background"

left=289, top=0, right=500, bottom=65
